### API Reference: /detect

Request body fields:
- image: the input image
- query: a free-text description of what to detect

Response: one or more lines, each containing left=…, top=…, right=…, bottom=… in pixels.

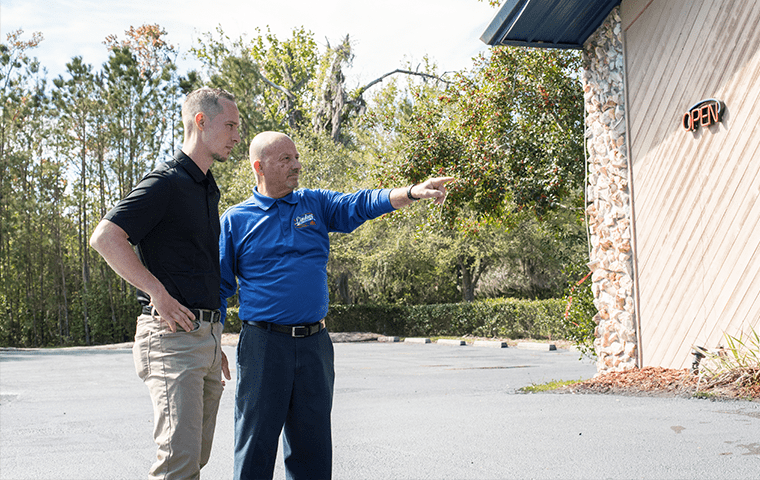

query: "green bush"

left=223, top=298, right=570, bottom=340
left=223, top=307, right=242, bottom=334
left=561, top=267, right=597, bottom=358
left=327, top=298, right=567, bottom=340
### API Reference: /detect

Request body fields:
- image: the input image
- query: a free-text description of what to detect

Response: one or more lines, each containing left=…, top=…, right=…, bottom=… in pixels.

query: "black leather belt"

left=141, top=305, right=222, bottom=323
left=246, top=320, right=324, bottom=338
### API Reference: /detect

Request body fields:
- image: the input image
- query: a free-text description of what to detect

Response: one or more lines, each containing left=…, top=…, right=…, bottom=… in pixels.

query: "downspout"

left=621, top=29, right=644, bottom=368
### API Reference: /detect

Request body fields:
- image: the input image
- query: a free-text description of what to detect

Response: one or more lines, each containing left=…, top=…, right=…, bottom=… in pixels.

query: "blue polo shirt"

left=219, top=187, right=394, bottom=325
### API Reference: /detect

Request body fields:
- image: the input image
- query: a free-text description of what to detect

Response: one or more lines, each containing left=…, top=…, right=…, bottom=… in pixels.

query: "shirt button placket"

left=277, top=200, right=290, bottom=238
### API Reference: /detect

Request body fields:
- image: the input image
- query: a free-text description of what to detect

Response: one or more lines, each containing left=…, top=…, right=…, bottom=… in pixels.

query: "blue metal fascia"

left=480, top=0, right=529, bottom=46
left=480, top=0, right=621, bottom=50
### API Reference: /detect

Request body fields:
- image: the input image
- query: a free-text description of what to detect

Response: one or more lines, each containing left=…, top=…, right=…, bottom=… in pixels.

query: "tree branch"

left=259, top=73, right=296, bottom=101
left=354, top=69, right=452, bottom=98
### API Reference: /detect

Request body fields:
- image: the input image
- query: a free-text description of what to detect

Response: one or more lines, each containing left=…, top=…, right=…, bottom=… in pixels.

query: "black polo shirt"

left=104, top=151, right=221, bottom=310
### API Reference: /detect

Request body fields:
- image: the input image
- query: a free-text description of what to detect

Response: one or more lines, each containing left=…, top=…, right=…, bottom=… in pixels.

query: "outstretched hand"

left=410, top=177, right=456, bottom=205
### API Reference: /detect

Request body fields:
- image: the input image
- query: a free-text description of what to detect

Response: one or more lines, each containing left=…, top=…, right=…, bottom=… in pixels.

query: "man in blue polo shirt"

left=91, top=87, right=238, bottom=479
left=220, top=131, right=454, bottom=480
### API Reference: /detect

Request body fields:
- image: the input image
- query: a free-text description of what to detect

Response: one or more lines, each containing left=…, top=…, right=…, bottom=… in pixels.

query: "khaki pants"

left=133, top=314, right=224, bottom=480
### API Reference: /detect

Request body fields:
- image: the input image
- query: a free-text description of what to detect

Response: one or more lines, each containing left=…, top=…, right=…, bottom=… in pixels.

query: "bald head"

left=249, top=131, right=294, bottom=166
left=249, top=131, right=302, bottom=198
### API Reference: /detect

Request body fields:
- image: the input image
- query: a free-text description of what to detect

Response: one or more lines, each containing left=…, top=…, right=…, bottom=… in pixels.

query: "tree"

left=394, top=47, right=584, bottom=223
left=363, top=47, right=585, bottom=301
left=52, top=57, right=99, bottom=345
left=476, top=211, right=588, bottom=299
left=354, top=48, right=583, bottom=301
left=93, top=25, right=184, bottom=342
left=0, top=18, right=589, bottom=346
left=104, top=25, right=180, bottom=194
left=0, top=29, right=52, bottom=346
left=190, top=26, right=301, bottom=146
left=192, top=27, right=453, bottom=148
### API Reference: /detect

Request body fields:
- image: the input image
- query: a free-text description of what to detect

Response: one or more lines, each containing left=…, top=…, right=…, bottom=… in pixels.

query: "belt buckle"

left=291, top=326, right=308, bottom=338
left=195, top=309, right=220, bottom=323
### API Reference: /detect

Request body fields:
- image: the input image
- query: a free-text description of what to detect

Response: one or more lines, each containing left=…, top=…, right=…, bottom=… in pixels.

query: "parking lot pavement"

left=1, top=341, right=758, bottom=480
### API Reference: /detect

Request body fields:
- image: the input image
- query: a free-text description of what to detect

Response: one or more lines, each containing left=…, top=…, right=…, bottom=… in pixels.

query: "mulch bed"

left=562, top=366, right=760, bottom=401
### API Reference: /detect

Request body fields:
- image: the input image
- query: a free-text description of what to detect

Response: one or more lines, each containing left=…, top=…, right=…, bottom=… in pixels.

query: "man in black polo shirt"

left=90, top=87, right=239, bottom=479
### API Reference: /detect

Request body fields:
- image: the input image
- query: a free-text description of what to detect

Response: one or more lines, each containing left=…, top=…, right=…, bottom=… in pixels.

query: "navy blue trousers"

left=234, top=323, right=335, bottom=480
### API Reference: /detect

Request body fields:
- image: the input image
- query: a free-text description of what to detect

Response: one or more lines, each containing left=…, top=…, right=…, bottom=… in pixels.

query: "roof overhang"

left=481, top=0, right=621, bottom=49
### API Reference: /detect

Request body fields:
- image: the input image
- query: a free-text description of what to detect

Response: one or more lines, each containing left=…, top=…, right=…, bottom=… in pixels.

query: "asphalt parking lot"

left=1, top=340, right=758, bottom=479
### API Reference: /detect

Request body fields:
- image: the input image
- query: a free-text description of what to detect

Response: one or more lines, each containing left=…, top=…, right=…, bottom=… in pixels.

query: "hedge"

left=224, top=298, right=568, bottom=340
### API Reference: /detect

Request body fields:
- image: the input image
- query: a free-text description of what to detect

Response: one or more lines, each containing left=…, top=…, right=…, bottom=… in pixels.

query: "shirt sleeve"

left=104, top=172, right=171, bottom=245
left=218, top=209, right=238, bottom=324
left=323, top=188, right=394, bottom=233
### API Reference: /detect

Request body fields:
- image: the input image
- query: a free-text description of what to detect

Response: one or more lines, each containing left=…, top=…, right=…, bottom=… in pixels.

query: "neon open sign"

left=683, top=99, right=725, bottom=131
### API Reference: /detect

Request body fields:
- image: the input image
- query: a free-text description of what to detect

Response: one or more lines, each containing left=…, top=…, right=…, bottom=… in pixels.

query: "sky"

left=2, top=0, right=500, bottom=87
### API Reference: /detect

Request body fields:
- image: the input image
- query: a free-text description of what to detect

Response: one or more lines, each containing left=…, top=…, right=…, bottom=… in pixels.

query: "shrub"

left=696, top=327, right=760, bottom=396
left=561, top=267, right=597, bottom=358
left=326, top=298, right=566, bottom=340
left=224, top=298, right=570, bottom=341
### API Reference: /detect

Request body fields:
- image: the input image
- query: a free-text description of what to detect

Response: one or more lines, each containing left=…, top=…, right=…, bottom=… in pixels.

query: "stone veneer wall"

left=581, top=7, right=638, bottom=374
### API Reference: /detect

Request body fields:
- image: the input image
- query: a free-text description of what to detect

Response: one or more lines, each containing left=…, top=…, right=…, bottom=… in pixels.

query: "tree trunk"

left=458, top=255, right=476, bottom=303
left=336, top=272, right=353, bottom=304
left=57, top=213, right=70, bottom=342
left=80, top=141, right=91, bottom=346
left=458, top=254, right=489, bottom=303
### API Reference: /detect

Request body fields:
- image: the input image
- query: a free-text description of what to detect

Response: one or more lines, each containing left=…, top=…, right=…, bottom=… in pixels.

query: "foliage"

left=561, top=262, right=597, bottom=358
left=226, top=298, right=568, bottom=340
left=696, top=327, right=760, bottom=394
left=0, top=20, right=590, bottom=347
left=324, top=298, right=567, bottom=339
left=1, top=29, right=63, bottom=347
left=361, top=49, right=586, bottom=301
left=0, top=27, right=181, bottom=347
left=102, top=25, right=181, bottom=190
left=328, top=216, right=461, bottom=306
left=391, top=47, right=584, bottom=228
left=188, top=26, right=276, bottom=189
left=477, top=210, right=587, bottom=300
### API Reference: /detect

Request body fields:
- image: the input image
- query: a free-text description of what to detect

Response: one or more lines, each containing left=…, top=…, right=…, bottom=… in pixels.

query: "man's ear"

left=253, top=160, right=263, bottom=175
left=194, top=111, right=205, bottom=131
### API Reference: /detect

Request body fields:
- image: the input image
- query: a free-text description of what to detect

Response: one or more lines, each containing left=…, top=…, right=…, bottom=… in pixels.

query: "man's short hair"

left=182, top=87, right=236, bottom=133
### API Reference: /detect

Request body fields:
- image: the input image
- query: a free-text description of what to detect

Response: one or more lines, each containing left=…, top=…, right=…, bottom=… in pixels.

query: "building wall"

left=622, top=0, right=760, bottom=369
left=582, top=8, right=638, bottom=373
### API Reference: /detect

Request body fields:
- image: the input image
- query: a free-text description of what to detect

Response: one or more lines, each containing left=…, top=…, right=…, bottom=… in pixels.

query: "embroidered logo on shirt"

left=294, top=213, right=317, bottom=228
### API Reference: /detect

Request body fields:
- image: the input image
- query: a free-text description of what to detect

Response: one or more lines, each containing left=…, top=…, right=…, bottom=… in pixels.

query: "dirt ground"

left=563, top=365, right=760, bottom=402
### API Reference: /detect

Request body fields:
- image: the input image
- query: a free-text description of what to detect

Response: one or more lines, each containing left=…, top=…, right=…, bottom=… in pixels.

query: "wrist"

left=407, top=184, right=420, bottom=201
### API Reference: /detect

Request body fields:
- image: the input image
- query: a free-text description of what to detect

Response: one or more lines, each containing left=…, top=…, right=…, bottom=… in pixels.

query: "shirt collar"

left=252, top=187, right=299, bottom=210
left=175, top=150, right=209, bottom=184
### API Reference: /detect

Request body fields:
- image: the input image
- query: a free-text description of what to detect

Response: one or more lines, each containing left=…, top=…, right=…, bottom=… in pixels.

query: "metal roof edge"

left=480, top=0, right=622, bottom=50
left=480, top=0, right=525, bottom=45
left=493, top=39, right=582, bottom=50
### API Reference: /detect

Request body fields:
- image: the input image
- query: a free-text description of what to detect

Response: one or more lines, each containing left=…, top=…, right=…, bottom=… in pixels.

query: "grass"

left=519, top=379, right=584, bottom=393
